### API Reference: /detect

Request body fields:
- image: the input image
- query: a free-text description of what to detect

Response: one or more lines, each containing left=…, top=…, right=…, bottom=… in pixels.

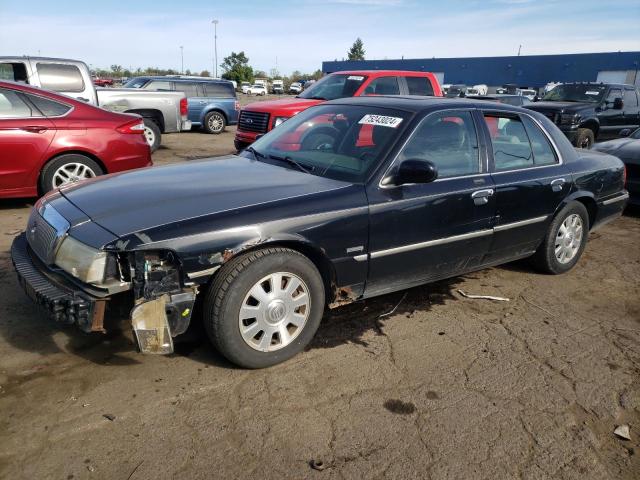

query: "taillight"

left=235, top=101, right=240, bottom=111
left=116, top=119, right=145, bottom=134
left=180, top=97, right=188, bottom=117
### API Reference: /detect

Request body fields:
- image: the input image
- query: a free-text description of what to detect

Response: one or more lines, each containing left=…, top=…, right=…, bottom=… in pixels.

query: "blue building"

left=322, top=51, right=640, bottom=90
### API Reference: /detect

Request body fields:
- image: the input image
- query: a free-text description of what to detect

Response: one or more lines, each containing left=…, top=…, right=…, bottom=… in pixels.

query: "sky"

left=1, top=0, right=639, bottom=76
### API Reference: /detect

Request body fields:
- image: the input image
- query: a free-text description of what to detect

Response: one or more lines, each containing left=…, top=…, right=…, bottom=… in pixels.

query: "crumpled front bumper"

left=11, top=233, right=106, bottom=333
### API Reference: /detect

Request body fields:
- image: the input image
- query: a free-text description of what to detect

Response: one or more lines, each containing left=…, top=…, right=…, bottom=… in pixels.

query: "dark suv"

left=526, top=83, right=640, bottom=148
left=125, top=76, right=239, bottom=134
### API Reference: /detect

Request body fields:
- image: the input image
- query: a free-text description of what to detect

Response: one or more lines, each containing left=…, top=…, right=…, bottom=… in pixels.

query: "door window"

left=174, top=82, right=200, bottom=97
left=398, top=110, right=480, bottom=178
left=405, top=76, right=434, bottom=96
left=145, top=80, right=172, bottom=91
left=606, top=88, right=623, bottom=103
left=623, top=89, right=639, bottom=108
left=0, top=89, right=40, bottom=118
left=0, top=62, right=28, bottom=82
left=364, top=76, right=400, bottom=95
left=36, top=63, right=85, bottom=92
left=25, top=93, right=71, bottom=116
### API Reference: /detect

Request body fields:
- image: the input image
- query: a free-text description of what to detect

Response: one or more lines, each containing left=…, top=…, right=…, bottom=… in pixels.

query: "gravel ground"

left=0, top=109, right=639, bottom=479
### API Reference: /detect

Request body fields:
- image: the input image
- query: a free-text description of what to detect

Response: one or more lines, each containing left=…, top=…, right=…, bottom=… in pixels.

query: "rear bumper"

left=181, top=119, right=192, bottom=131
left=592, top=191, right=629, bottom=230
left=11, top=233, right=106, bottom=333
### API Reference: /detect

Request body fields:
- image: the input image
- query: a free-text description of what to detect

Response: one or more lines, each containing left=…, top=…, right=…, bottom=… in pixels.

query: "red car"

left=234, top=70, right=443, bottom=150
left=0, top=81, right=152, bottom=198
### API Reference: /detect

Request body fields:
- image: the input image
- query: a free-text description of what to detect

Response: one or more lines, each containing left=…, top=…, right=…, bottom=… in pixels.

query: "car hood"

left=527, top=101, right=594, bottom=113
left=243, top=97, right=324, bottom=116
left=59, top=155, right=349, bottom=239
left=592, top=137, right=640, bottom=162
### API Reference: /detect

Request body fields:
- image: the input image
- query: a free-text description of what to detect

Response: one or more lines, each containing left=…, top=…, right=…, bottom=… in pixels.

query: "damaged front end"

left=128, top=251, right=198, bottom=354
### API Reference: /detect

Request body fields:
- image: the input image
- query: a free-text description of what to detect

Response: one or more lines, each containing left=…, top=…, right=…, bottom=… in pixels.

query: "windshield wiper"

left=245, top=146, right=266, bottom=160
left=268, top=154, right=314, bottom=174
left=305, top=95, right=327, bottom=100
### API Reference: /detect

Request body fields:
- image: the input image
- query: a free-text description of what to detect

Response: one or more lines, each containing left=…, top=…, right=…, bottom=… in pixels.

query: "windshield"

left=242, top=104, right=410, bottom=182
left=124, top=78, right=147, bottom=88
left=298, top=74, right=367, bottom=101
left=542, top=84, right=606, bottom=103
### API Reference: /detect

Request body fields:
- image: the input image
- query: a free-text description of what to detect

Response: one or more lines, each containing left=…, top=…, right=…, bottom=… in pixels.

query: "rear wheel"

left=142, top=118, right=161, bottom=152
left=574, top=128, right=594, bottom=149
left=40, top=154, right=103, bottom=194
left=204, top=111, right=226, bottom=134
left=531, top=201, right=589, bottom=274
left=204, top=248, right=325, bottom=368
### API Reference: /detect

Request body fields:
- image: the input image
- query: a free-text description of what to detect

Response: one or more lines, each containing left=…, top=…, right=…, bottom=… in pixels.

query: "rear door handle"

left=20, top=126, right=49, bottom=133
left=550, top=178, right=566, bottom=192
left=471, top=188, right=494, bottom=206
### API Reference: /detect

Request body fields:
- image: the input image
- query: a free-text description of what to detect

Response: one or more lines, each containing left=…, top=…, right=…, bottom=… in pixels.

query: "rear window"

left=36, top=63, right=85, bottom=93
left=146, top=80, right=172, bottom=91
left=124, top=78, right=148, bottom=88
left=203, top=82, right=235, bottom=98
left=405, top=76, right=435, bottom=96
left=26, top=93, right=72, bottom=116
left=174, top=82, right=200, bottom=97
left=0, top=62, right=28, bottom=82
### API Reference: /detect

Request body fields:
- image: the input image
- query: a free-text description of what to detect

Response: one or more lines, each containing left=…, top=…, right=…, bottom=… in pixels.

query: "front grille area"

left=238, top=110, right=270, bottom=133
left=26, top=210, right=58, bottom=264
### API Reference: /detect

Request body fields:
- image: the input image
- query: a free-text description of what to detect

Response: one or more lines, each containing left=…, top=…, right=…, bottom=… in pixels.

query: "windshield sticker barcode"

left=359, top=114, right=403, bottom=128
left=347, top=76, right=364, bottom=81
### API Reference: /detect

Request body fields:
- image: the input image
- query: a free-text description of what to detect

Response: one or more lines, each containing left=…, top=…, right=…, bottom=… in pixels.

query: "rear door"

left=623, top=88, right=640, bottom=131
left=0, top=88, right=55, bottom=194
left=480, top=109, right=570, bottom=264
left=173, top=81, right=203, bottom=124
left=599, top=87, right=624, bottom=139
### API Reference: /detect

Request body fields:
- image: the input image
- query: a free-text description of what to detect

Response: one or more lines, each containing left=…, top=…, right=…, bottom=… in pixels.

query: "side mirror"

left=619, top=128, right=631, bottom=137
left=533, top=95, right=539, bottom=102
left=382, top=159, right=438, bottom=186
left=613, top=97, right=624, bottom=110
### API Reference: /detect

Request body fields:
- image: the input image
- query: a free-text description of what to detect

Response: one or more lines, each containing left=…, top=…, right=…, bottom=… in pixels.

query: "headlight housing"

left=560, top=113, right=580, bottom=125
left=55, top=236, right=108, bottom=284
left=273, top=116, right=289, bottom=128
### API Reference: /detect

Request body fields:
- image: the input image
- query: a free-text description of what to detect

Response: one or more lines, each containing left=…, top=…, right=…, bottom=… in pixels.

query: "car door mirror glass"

left=385, top=159, right=438, bottom=186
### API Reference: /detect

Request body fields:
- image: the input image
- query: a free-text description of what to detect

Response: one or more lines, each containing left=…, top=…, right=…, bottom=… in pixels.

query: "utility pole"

left=518, top=44, right=522, bottom=56
left=212, top=19, right=219, bottom=78
left=180, top=46, right=184, bottom=74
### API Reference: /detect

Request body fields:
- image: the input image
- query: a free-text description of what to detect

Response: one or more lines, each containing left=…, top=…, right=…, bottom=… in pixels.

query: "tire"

left=40, top=154, right=104, bottom=194
left=531, top=201, right=589, bottom=274
left=204, top=247, right=326, bottom=368
left=574, top=128, right=594, bottom=149
left=142, top=118, right=161, bottom=152
left=300, top=127, right=339, bottom=151
left=203, top=111, right=226, bottom=134
left=234, top=139, right=249, bottom=152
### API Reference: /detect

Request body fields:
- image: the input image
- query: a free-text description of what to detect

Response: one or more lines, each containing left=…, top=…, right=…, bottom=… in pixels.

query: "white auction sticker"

left=585, top=91, right=600, bottom=95
left=347, top=75, right=364, bottom=81
left=358, top=114, right=404, bottom=128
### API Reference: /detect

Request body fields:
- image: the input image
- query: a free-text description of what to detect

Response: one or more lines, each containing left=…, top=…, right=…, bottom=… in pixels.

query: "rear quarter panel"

left=201, top=99, right=239, bottom=125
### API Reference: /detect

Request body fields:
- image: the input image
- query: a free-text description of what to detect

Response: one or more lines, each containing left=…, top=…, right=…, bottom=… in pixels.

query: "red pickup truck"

left=234, top=70, right=442, bottom=150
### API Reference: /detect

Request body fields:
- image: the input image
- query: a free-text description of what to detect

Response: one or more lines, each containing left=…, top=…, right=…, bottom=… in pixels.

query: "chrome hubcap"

left=143, top=126, right=156, bottom=146
left=52, top=162, right=96, bottom=188
left=239, top=272, right=310, bottom=352
left=555, top=214, right=583, bottom=264
left=208, top=114, right=224, bottom=132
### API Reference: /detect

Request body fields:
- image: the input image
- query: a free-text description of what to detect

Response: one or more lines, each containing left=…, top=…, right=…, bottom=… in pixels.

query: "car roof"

left=330, top=70, right=436, bottom=77
left=563, top=82, right=633, bottom=89
left=325, top=95, right=525, bottom=114
left=133, top=76, right=232, bottom=84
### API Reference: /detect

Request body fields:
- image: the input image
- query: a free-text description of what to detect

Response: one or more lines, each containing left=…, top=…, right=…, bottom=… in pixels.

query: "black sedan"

left=592, top=127, right=639, bottom=205
left=11, top=96, right=629, bottom=368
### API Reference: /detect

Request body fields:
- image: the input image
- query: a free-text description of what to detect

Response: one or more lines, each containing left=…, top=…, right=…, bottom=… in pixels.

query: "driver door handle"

left=471, top=188, right=494, bottom=206
left=20, top=125, right=49, bottom=133
left=550, top=178, right=566, bottom=192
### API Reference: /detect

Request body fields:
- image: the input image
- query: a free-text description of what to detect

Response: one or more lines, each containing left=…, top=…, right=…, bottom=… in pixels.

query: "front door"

left=0, top=87, right=55, bottom=195
left=365, top=109, right=495, bottom=297
left=599, top=87, right=624, bottom=139
left=480, top=110, right=570, bottom=264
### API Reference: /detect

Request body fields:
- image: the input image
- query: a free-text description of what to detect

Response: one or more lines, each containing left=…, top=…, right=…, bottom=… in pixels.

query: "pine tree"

left=347, top=38, right=365, bottom=61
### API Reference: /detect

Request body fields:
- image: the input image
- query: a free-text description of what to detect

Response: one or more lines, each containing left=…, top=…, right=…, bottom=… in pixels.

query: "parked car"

left=246, top=84, right=267, bottom=96
left=125, top=76, right=239, bottom=134
left=466, top=94, right=531, bottom=107
left=526, top=82, right=640, bottom=148
left=272, top=80, right=284, bottom=94
left=592, top=127, right=640, bottom=204
left=11, top=96, right=628, bottom=368
left=465, top=84, right=488, bottom=96
left=234, top=70, right=443, bottom=150
left=240, top=81, right=251, bottom=94
left=445, top=84, right=467, bottom=98
left=93, top=77, right=114, bottom=87
left=289, top=82, right=303, bottom=94
left=0, top=57, right=190, bottom=152
left=0, top=80, right=151, bottom=198
left=519, top=89, right=538, bottom=101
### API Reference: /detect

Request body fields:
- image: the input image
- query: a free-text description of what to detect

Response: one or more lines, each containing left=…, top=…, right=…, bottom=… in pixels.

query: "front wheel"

left=574, top=128, right=594, bottom=149
left=531, top=201, right=589, bottom=274
left=203, top=111, right=226, bottom=134
left=204, top=248, right=325, bottom=368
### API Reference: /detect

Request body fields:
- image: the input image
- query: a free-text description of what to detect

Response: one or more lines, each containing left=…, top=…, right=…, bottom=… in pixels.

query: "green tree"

left=220, top=51, right=254, bottom=83
left=110, top=64, right=123, bottom=75
left=185, top=69, right=192, bottom=76
left=347, top=38, right=365, bottom=61
left=200, top=70, right=210, bottom=77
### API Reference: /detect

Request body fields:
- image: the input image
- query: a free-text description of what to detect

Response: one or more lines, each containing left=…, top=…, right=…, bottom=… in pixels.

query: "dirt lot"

left=0, top=117, right=639, bottom=479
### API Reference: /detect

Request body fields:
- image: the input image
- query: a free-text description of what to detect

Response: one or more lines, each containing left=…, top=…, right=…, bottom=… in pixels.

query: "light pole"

left=180, top=46, right=184, bottom=74
left=211, top=19, right=219, bottom=78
